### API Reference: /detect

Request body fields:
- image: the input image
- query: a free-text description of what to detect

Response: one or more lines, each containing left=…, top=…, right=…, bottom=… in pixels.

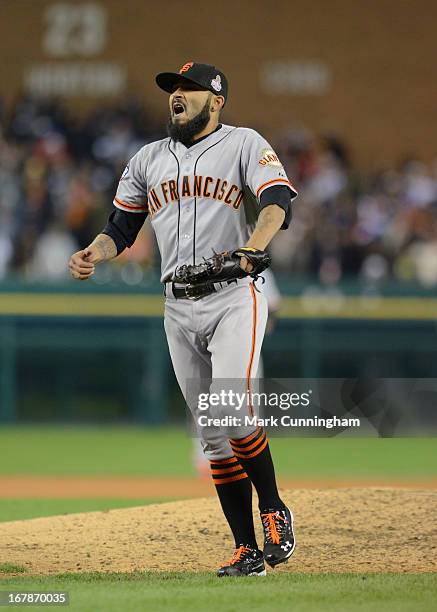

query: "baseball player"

left=69, top=62, right=298, bottom=577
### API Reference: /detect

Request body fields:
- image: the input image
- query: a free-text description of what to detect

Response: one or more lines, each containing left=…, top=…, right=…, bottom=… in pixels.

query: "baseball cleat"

left=260, top=506, right=296, bottom=568
left=217, top=545, right=266, bottom=577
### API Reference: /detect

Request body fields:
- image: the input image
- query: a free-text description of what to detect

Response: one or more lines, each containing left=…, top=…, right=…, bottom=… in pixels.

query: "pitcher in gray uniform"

left=69, top=62, right=298, bottom=577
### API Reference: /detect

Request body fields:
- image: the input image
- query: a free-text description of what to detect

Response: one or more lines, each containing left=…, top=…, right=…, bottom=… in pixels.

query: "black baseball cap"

left=156, top=62, right=228, bottom=103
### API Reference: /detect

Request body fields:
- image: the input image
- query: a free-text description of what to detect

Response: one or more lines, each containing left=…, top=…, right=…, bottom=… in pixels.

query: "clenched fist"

left=69, top=235, right=117, bottom=280
left=69, top=246, right=99, bottom=281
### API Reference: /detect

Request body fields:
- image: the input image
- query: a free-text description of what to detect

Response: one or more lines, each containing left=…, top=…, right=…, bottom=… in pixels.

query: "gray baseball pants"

left=164, top=278, right=268, bottom=460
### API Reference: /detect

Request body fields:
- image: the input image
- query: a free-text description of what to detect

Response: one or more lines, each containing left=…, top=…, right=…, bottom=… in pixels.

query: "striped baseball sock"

left=229, top=427, right=285, bottom=511
left=210, top=456, right=258, bottom=548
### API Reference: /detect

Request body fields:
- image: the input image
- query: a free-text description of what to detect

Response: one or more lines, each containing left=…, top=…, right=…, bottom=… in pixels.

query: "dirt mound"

left=1, top=489, right=436, bottom=576
left=1, top=476, right=436, bottom=499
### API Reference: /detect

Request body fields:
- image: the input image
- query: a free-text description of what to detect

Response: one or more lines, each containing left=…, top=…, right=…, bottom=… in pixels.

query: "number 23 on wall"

left=43, top=2, right=107, bottom=57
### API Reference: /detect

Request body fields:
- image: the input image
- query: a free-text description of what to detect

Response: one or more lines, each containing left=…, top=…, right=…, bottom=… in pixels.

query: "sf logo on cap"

left=179, top=62, right=194, bottom=74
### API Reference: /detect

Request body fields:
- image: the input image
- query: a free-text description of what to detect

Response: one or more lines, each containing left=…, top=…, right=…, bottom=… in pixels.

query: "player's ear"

left=211, top=95, right=225, bottom=113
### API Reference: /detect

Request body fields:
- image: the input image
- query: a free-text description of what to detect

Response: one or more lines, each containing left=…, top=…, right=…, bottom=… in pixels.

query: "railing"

left=1, top=280, right=436, bottom=423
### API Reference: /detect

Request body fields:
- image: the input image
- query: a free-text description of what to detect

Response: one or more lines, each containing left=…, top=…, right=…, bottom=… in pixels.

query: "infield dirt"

left=1, top=488, right=436, bottom=576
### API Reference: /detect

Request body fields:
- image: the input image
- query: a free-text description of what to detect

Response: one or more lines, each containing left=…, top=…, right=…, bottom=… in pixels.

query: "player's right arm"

left=69, top=148, right=149, bottom=281
left=69, top=234, right=117, bottom=280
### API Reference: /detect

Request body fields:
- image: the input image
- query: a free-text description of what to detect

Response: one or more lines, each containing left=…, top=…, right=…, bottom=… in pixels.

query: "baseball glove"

left=173, top=247, right=271, bottom=286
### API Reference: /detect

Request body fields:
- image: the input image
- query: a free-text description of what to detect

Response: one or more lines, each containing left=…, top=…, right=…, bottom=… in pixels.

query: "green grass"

left=0, top=498, right=171, bottom=523
left=1, top=429, right=434, bottom=610
left=0, top=572, right=435, bottom=612
left=0, top=426, right=435, bottom=479
left=271, top=437, right=437, bottom=479
left=0, top=427, right=193, bottom=476
left=0, top=563, right=26, bottom=573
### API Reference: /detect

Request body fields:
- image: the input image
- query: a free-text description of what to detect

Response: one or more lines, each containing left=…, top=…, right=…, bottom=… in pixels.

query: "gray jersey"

left=114, top=124, right=297, bottom=282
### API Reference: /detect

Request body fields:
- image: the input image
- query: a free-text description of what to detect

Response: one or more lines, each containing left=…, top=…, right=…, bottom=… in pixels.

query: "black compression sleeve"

left=259, top=185, right=294, bottom=229
left=101, top=209, right=148, bottom=255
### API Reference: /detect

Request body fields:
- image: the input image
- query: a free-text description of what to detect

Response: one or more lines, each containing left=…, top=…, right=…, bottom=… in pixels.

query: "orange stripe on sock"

left=209, top=456, right=238, bottom=465
left=230, top=427, right=264, bottom=449
left=233, top=436, right=268, bottom=459
left=211, top=464, right=245, bottom=475
left=213, top=472, right=249, bottom=485
left=230, top=432, right=266, bottom=454
left=231, top=426, right=262, bottom=447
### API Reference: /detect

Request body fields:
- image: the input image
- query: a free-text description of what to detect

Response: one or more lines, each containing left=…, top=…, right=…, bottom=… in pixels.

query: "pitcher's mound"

left=1, top=489, right=436, bottom=576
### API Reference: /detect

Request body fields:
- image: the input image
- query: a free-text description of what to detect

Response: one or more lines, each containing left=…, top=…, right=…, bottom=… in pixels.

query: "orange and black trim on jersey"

left=113, top=197, right=148, bottom=213
left=209, top=456, right=249, bottom=485
left=256, top=178, right=296, bottom=199
left=230, top=426, right=268, bottom=459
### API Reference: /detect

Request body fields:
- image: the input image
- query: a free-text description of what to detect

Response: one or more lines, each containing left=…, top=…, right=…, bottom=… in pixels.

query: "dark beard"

left=167, top=98, right=211, bottom=147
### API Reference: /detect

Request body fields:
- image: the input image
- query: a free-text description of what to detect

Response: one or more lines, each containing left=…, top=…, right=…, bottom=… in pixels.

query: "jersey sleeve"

left=113, top=149, right=149, bottom=214
left=241, top=130, right=298, bottom=203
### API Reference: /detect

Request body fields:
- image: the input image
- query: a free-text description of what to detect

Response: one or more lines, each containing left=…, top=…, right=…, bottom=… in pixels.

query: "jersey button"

left=183, top=233, right=191, bottom=240
left=185, top=153, right=191, bottom=159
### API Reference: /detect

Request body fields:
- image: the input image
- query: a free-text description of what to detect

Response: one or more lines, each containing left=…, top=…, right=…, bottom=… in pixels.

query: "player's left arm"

left=240, top=203, right=285, bottom=272
left=239, top=130, right=298, bottom=271
left=246, top=204, right=286, bottom=251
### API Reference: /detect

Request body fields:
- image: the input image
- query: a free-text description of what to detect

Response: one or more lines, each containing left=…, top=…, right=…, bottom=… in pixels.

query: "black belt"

left=165, top=279, right=238, bottom=300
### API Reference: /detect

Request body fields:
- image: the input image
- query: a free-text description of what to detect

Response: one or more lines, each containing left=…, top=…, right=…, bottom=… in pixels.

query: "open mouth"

left=172, top=102, right=185, bottom=116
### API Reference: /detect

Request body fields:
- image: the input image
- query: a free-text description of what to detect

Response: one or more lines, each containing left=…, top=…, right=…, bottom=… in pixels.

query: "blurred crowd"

left=1, top=95, right=436, bottom=286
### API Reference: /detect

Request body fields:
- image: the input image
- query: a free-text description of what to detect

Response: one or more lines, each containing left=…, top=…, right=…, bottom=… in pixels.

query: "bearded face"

left=167, top=96, right=212, bottom=146
left=167, top=81, right=214, bottom=146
